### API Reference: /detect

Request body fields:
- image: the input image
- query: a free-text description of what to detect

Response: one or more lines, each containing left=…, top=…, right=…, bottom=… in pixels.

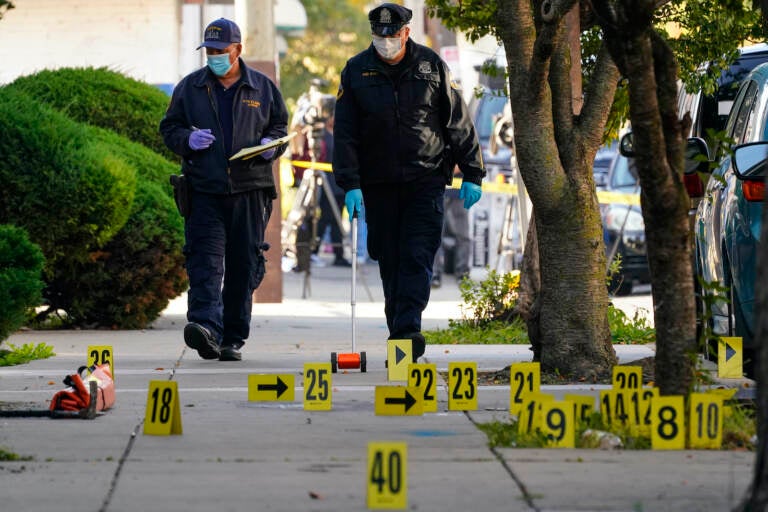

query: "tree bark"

left=514, top=212, right=542, bottom=361
left=600, top=0, right=697, bottom=395
left=496, top=0, right=618, bottom=379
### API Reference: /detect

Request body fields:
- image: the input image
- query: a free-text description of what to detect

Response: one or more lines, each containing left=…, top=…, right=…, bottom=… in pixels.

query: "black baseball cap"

left=197, top=18, right=241, bottom=50
left=369, top=3, right=412, bottom=36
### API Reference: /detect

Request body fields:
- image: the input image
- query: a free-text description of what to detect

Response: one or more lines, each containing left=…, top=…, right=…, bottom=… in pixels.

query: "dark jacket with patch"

left=332, top=40, right=484, bottom=191
left=159, top=59, right=288, bottom=197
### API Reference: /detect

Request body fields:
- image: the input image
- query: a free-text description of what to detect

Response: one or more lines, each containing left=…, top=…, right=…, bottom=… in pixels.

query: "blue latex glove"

left=345, top=189, right=363, bottom=220
left=260, top=137, right=276, bottom=159
left=459, top=182, right=482, bottom=209
left=188, top=128, right=216, bottom=150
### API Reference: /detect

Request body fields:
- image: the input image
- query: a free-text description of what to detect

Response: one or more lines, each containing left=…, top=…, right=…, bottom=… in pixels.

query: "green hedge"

left=0, top=225, right=44, bottom=343
left=89, top=124, right=176, bottom=197
left=47, top=181, right=186, bottom=328
left=0, top=72, right=187, bottom=328
left=6, top=67, right=177, bottom=162
left=0, top=87, right=136, bottom=270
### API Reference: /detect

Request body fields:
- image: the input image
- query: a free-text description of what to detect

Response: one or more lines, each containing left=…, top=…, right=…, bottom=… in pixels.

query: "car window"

left=678, top=49, right=768, bottom=142
left=730, top=81, right=759, bottom=144
left=611, top=155, right=638, bottom=188
left=474, top=94, right=507, bottom=141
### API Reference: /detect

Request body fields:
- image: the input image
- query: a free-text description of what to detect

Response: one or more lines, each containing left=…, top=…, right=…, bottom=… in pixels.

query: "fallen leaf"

left=155, top=368, right=164, bottom=371
left=308, top=491, right=323, bottom=500
left=47, top=381, right=55, bottom=386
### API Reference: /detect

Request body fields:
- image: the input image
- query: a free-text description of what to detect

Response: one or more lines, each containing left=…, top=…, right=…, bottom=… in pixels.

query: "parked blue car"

left=692, top=62, right=768, bottom=378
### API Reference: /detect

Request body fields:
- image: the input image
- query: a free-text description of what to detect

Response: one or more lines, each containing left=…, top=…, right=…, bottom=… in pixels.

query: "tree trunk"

left=601, top=3, right=697, bottom=395
left=496, top=0, right=619, bottom=379
left=514, top=212, right=541, bottom=360
left=535, top=183, right=616, bottom=378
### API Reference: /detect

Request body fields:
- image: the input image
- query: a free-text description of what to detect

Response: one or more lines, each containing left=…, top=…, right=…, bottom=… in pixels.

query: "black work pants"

left=184, top=189, right=272, bottom=348
left=362, top=176, right=445, bottom=337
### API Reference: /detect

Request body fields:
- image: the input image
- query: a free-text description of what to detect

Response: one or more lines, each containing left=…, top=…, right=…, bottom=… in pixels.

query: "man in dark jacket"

left=160, top=18, right=288, bottom=362
left=333, top=3, right=485, bottom=361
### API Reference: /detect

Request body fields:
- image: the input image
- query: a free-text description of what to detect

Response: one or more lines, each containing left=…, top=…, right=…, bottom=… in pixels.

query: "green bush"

left=47, top=181, right=187, bottom=328
left=6, top=67, right=177, bottom=162
left=0, top=225, right=44, bottom=343
left=0, top=87, right=136, bottom=270
left=89, top=124, right=176, bottom=197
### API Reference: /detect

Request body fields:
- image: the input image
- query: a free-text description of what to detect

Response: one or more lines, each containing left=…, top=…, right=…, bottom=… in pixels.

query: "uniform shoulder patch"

left=418, top=61, right=432, bottom=74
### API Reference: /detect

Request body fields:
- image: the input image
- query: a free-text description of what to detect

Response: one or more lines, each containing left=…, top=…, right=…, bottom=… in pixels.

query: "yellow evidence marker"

left=87, top=345, right=114, bottom=380
left=612, top=366, right=642, bottom=390
left=303, top=363, right=332, bottom=411
left=375, top=386, right=422, bottom=416
left=563, top=394, right=594, bottom=424
left=628, top=387, right=658, bottom=436
left=540, top=401, right=575, bottom=448
left=448, top=362, right=478, bottom=411
left=367, top=441, right=407, bottom=510
left=600, top=390, right=625, bottom=427
left=509, top=362, right=540, bottom=417
left=387, top=339, right=413, bottom=382
left=408, top=363, right=437, bottom=413
left=651, top=395, right=686, bottom=450
left=688, top=392, right=723, bottom=449
left=718, top=336, right=743, bottom=378
left=517, top=393, right=555, bottom=434
left=248, top=374, right=295, bottom=402
left=143, top=380, right=182, bottom=436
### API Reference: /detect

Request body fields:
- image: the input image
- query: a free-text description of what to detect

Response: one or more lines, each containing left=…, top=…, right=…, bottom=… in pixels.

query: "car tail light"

left=683, top=173, right=704, bottom=198
left=742, top=180, right=765, bottom=202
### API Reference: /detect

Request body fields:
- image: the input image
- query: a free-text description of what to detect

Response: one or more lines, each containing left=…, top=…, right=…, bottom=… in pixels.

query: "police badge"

left=379, top=8, right=392, bottom=23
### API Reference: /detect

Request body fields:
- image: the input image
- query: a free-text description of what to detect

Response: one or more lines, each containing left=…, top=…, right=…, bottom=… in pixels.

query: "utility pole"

left=240, top=0, right=282, bottom=303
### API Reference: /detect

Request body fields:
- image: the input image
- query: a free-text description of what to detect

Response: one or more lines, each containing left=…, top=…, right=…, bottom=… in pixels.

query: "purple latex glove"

left=188, top=129, right=216, bottom=150
left=260, top=137, right=276, bottom=159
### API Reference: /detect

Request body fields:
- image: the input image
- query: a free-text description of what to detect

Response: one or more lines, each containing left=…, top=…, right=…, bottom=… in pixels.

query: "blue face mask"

left=207, top=53, right=232, bottom=76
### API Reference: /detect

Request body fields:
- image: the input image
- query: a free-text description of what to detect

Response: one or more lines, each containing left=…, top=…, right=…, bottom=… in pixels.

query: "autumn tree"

left=427, top=0, right=761, bottom=392
left=279, top=0, right=370, bottom=104
left=430, top=0, right=620, bottom=381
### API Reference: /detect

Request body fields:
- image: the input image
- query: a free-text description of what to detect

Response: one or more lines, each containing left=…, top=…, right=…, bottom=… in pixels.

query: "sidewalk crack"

left=463, top=410, right=541, bottom=512
left=97, top=349, right=186, bottom=512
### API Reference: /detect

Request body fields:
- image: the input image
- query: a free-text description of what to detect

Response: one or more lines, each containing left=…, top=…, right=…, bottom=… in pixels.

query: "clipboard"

left=229, top=132, right=296, bottom=161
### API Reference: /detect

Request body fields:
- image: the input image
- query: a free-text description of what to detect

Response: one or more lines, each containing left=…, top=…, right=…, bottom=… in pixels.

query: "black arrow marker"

left=384, top=389, right=417, bottom=412
left=395, top=346, right=406, bottom=365
left=726, top=344, right=737, bottom=362
left=257, top=377, right=288, bottom=398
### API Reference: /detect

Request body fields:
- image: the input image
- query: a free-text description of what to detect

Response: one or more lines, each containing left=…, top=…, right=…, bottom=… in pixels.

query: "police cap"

left=369, top=3, right=412, bottom=36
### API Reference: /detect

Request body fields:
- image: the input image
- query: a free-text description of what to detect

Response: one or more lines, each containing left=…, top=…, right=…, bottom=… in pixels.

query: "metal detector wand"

left=351, top=210, right=358, bottom=355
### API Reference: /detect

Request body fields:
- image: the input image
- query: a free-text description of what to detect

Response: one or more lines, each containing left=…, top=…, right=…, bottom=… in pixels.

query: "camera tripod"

left=281, top=161, right=373, bottom=300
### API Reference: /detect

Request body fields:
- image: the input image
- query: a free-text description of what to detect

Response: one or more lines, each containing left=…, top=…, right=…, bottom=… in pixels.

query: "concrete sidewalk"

left=0, top=260, right=754, bottom=512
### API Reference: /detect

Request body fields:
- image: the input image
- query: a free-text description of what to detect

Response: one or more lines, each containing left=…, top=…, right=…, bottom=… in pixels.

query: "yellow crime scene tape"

left=285, top=159, right=639, bottom=206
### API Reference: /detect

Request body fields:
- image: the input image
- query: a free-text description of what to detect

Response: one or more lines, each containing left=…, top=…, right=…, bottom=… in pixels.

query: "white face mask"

left=373, top=35, right=402, bottom=60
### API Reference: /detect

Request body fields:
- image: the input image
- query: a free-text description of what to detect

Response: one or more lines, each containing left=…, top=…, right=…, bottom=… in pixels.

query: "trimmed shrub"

left=89, top=124, right=176, bottom=197
left=0, top=87, right=136, bottom=271
left=47, top=181, right=187, bottom=328
left=0, top=225, right=45, bottom=343
left=5, top=67, right=177, bottom=162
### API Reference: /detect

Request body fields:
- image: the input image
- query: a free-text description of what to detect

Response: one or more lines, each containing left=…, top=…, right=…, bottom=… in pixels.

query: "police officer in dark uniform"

left=333, top=3, right=484, bottom=361
left=160, top=18, right=288, bottom=361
